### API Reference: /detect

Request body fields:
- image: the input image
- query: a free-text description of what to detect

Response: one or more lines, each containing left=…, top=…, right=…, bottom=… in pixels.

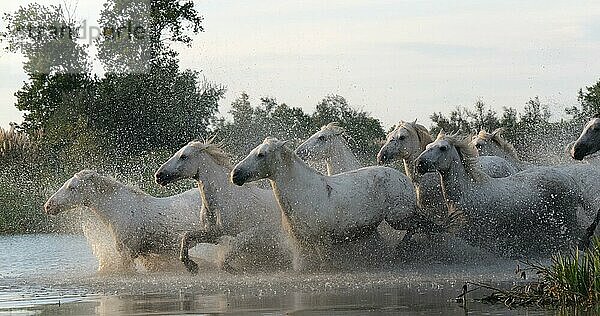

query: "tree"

left=466, top=100, right=500, bottom=132
left=1, top=3, right=90, bottom=75
left=430, top=107, right=471, bottom=135
left=500, top=106, right=518, bottom=127
left=312, top=95, right=385, bottom=163
left=215, top=93, right=313, bottom=160
left=566, top=79, right=600, bottom=121
left=89, top=66, right=224, bottom=156
left=520, top=97, right=551, bottom=126
left=97, top=0, right=203, bottom=72
left=2, top=3, right=92, bottom=138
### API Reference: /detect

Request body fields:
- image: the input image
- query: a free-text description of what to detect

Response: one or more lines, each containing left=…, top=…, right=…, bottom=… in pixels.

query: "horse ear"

left=437, top=129, right=446, bottom=139
left=491, top=127, right=505, bottom=137
left=206, top=133, right=218, bottom=144
left=412, top=118, right=418, bottom=124
left=277, top=140, right=291, bottom=148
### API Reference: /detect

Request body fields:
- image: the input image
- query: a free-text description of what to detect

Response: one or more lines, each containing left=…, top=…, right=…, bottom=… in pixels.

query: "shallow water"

left=0, top=234, right=575, bottom=315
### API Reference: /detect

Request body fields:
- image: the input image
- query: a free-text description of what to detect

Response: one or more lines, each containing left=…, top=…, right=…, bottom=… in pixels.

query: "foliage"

left=472, top=238, right=600, bottom=307
left=566, top=80, right=600, bottom=121
left=430, top=100, right=500, bottom=136
left=97, top=0, right=203, bottom=72
left=90, top=66, right=224, bottom=157
left=0, top=1, right=219, bottom=234
left=214, top=93, right=314, bottom=161
left=520, top=96, right=551, bottom=126
left=214, top=93, right=385, bottom=165
left=312, top=95, right=385, bottom=164
left=1, top=3, right=90, bottom=75
left=0, top=126, right=49, bottom=234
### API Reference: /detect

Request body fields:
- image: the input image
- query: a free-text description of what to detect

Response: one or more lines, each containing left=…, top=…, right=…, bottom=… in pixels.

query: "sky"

left=1, top=0, right=600, bottom=129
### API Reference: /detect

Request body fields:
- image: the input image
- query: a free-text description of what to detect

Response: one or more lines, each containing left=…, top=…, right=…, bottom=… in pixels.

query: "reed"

left=470, top=238, right=600, bottom=307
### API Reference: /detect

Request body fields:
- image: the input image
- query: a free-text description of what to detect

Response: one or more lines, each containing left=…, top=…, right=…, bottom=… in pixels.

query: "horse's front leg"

left=180, top=230, right=217, bottom=274
left=580, top=207, right=600, bottom=249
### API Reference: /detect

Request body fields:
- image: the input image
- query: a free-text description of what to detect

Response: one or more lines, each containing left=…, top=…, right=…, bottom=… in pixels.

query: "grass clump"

left=470, top=238, right=600, bottom=307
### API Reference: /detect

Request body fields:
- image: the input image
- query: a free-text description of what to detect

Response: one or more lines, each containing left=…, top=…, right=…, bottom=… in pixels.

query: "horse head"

left=377, top=120, right=431, bottom=164
left=44, top=170, right=101, bottom=215
left=296, top=122, right=345, bottom=161
left=572, top=117, right=600, bottom=160
left=231, top=137, right=290, bottom=186
left=155, top=139, right=231, bottom=186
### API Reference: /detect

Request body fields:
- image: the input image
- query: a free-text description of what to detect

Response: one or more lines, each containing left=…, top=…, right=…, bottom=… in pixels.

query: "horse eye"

left=440, top=146, right=448, bottom=152
left=398, top=135, right=405, bottom=141
left=180, top=155, right=188, bottom=160
left=68, top=186, right=76, bottom=191
left=474, top=143, right=481, bottom=149
left=257, top=152, right=265, bottom=158
left=318, top=135, right=326, bottom=141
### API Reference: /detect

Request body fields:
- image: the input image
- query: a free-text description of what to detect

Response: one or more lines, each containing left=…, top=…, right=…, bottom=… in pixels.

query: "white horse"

left=377, top=121, right=517, bottom=224
left=230, top=137, right=419, bottom=270
left=470, top=128, right=528, bottom=170
left=295, top=123, right=361, bottom=175
left=415, top=132, right=598, bottom=257
left=296, top=122, right=418, bottom=247
left=44, top=170, right=203, bottom=272
left=155, top=140, right=293, bottom=274
left=472, top=127, right=600, bottom=228
left=572, top=116, right=600, bottom=160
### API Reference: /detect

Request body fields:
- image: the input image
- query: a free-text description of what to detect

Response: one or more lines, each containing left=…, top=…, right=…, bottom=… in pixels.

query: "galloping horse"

left=231, top=137, right=418, bottom=270
left=155, top=140, right=293, bottom=273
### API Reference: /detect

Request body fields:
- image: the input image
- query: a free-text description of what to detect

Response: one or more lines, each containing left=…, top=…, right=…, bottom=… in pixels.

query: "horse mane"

left=439, top=134, right=488, bottom=182
left=399, top=121, right=434, bottom=150
left=74, top=170, right=148, bottom=196
left=189, top=139, right=233, bottom=169
left=477, top=128, right=520, bottom=161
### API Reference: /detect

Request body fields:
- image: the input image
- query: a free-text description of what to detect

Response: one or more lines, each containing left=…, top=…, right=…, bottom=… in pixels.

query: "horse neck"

left=326, top=137, right=361, bottom=174
left=437, top=158, right=480, bottom=204
left=86, top=184, right=143, bottom=225
left=403, top=145, right=425, bottom=183
left=270, top=151, right=324, bottom=214
left=195, top=156, right=235, bottom=212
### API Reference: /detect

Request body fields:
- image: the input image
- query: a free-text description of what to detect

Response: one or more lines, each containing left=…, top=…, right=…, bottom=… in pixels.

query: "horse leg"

left=180, top=230, right=216, bottom=274
left=221, top=229, right=262, bottom=272
left=580, top=207, right=600, bottom=249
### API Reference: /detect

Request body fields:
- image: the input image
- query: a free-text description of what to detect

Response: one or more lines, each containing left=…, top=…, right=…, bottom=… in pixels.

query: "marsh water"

left=0, top=235, right=581, bottom=315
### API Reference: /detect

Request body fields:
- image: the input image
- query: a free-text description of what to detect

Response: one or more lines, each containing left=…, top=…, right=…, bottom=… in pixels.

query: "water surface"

left=0, top=234, right=568, bottom=315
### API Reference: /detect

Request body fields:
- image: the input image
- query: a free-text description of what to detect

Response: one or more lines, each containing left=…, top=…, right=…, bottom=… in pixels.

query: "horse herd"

left=43, top=116, right=600, bottom=274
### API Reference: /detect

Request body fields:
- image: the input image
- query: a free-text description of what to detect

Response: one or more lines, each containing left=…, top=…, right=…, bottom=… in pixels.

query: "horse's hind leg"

left=180, top=230, right=216, bottom=274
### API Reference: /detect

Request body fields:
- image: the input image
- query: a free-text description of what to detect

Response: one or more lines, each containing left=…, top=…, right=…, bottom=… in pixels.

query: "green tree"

left=215, top=93, right=313, bottom=160
left=466, top=100, right=500, bottom=132
left=500, top=106, right=518, bottom=127
left=430, top=107, right=471, bottom=135
left=90, top=67, right=224, bottom=156
left=1, top=3, right=90, bottom=75
left=97, top=0, right=203, bottom=72
left=566, top=79, right=600, bottom=121
left=312, top=95, right=385, bottom=164
left=520, top=96, right=551, bottom=126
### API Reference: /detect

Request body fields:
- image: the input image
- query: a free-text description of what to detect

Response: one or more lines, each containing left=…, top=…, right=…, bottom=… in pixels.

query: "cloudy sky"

left=1, top=0, right=600, bottom=129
